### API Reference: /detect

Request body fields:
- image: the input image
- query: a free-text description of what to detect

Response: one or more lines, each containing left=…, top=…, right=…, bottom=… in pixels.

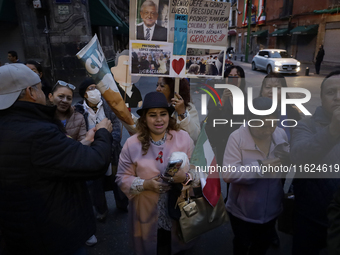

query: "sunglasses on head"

left=53, top=80, right=76, bottom=91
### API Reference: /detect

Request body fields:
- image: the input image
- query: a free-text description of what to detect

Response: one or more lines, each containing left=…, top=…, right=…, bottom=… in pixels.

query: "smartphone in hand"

left=163, top=159, right=183, bottom=177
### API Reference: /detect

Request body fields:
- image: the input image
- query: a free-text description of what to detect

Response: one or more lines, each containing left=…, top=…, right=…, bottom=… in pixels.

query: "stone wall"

left=14, top=0, right=92, bottom=87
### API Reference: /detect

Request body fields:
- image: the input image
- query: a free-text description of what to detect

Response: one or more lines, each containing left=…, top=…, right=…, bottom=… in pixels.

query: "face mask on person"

left=86, top=89, right=101, bottom=105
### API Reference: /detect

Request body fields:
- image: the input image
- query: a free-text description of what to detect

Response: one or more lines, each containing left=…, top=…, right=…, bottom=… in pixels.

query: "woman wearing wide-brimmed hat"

left=116, top=92, right=200, bottom=255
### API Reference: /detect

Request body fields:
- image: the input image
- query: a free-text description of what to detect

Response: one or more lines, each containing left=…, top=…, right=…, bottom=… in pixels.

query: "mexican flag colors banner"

left=190, top=122, right=221, bottom=207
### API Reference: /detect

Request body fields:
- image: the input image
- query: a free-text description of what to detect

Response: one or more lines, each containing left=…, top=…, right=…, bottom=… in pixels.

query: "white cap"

left=0, top=64, right=41, bottom=110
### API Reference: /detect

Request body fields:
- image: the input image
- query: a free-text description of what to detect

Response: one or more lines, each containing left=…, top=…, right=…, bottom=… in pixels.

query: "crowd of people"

left=132, top=52, right=170, bottom=75
left=186, top=55, right=221, bottom=76
left=1, top=58, right=340, bottom=255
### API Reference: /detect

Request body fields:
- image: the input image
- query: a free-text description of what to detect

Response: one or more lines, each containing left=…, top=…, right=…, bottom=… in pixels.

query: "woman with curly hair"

left=156, top=77, right=200, bottom=142
left=116, top=92, right=200, bottom=255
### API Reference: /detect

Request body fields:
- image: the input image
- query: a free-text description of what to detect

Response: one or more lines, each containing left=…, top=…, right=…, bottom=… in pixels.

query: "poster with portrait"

left=133, top=0, right=169, bottom=42
left=129, top=0, right=230, bottom=78
left=130, top=40, right=173, bottom=76
left=185, top=45, right=225, bottom=78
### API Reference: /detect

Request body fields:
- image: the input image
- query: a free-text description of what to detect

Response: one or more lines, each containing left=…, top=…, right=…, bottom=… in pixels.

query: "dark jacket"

left=278, top=104, right=302, bottom=142
left=316, top=48, right=325, bottom=63
left=205, top=98, right=246, bottom=165
left=41, top=78, right=52, bottom=98
left=139, top=58, right=150, bottom=72
left=328, top=186, right=340, bottom=255
left=291, top=106, right=340, bottom=226
left=74, top=99, right=122, bottom=165
left=136, top=23, right=167, bottom=41
left=117, top=83, right=142, bottom=108
left=0, top=101, right=113, bottom=255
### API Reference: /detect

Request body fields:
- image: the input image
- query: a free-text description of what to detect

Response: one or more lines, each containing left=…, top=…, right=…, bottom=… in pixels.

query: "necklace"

left=151, top=132, right=167, bottom=146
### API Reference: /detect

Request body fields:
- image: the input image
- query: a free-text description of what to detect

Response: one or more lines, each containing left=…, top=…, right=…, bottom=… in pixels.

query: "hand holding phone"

left=163, top=159, right=183, bottom=177
left=161, top=159, right=186, bottom=183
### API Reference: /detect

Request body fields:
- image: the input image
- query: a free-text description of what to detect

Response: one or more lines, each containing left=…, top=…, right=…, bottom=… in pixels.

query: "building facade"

left=230, top=0, right=340, bottom=64
left=0, top=0, right=128, bottom=86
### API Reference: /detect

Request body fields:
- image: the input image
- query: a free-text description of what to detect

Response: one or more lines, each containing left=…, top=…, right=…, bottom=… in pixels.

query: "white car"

left=252, top=49, right=301, bottom=74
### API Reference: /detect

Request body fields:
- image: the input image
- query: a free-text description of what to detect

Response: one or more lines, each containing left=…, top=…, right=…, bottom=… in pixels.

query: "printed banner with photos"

left=129, top=0, right=230, bottom=78
left=130, top=40, right=173, bottom=76
left=185, top=45, right=225, bottom=78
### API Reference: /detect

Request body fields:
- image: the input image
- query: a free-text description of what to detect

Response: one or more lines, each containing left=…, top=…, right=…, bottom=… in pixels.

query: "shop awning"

left=251, top=30, right=268, bottom=37
left=89, top=0, right=122, bottom=27
left=0, top=0, right=17, bottom=23
left=270, top=28, right=289, bottom=36
left=228, top=30, right=237, bottom=36
left=290, top=24, right=319, bottom=35
left=314, top=7, right=340, bottom=14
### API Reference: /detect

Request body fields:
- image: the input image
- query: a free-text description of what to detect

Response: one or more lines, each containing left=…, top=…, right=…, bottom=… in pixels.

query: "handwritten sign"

left=169, top=0, right=230, bottom=47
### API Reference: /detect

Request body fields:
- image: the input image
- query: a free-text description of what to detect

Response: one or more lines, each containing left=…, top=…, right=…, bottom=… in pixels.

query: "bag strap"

left=209, top=197, right=221, bottom=223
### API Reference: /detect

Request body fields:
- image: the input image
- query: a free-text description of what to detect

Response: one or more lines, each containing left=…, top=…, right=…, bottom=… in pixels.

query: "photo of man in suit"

left=136, top=0, right=167, bottom=42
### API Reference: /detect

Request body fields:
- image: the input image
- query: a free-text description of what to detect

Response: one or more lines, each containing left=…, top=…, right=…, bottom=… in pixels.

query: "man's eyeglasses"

left=53, top=80, right=76, bottom=91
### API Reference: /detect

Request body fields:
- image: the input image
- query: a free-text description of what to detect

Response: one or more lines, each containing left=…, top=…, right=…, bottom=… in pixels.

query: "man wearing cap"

left=74, top=78, right=129, bottom=220
left=0, top=64, right=113, bottom=255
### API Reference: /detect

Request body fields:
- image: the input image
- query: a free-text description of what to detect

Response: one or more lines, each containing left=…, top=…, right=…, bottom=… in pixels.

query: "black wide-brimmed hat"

left=137, top=92, right=174, bottom=116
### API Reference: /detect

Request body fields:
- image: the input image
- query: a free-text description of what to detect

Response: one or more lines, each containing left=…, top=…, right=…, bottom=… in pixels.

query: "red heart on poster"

left=172, top=58, right=185, bottom=75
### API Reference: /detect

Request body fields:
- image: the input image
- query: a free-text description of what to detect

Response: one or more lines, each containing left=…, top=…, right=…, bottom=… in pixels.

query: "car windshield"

left=270, top=51, right=290, bottom=58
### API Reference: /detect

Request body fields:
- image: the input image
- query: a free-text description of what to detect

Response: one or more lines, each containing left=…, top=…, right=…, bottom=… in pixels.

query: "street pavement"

left=82, top=63, right=332, bottom=255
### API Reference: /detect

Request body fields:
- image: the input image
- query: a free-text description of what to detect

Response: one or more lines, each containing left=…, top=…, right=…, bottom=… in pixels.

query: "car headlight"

left=275, top=61, right=282, bottom=66
left=297, top=62, right=301, bottom=66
